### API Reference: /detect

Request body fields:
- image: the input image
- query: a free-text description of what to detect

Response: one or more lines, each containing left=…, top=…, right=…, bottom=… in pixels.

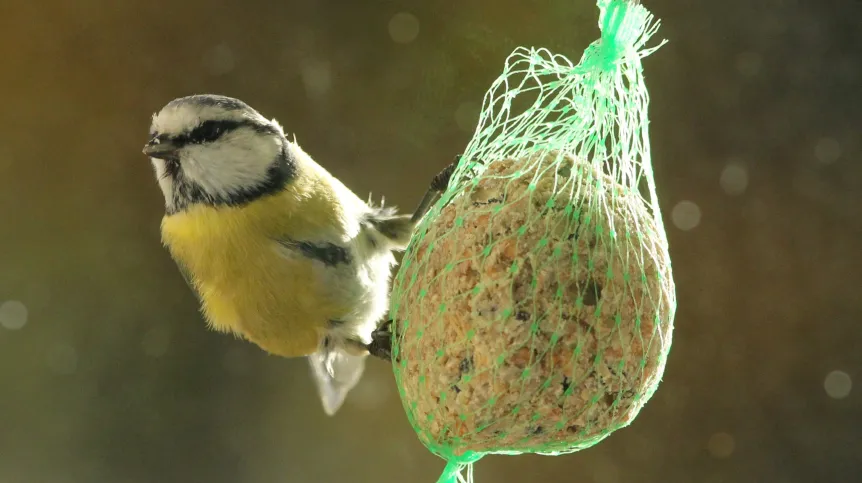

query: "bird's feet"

left=430, top=157, right=458, bottom=193
left=409, top=156, right=461, bottom=225
left=367, top=319, right=394, bottom=362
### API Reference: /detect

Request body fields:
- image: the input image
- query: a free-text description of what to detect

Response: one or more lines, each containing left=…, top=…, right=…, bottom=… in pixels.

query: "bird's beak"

left=142, top=139, right=178, bottom=160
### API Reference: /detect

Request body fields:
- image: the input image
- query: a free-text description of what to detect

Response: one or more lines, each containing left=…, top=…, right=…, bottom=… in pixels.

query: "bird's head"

left=144, top=94, right=295, bottom=213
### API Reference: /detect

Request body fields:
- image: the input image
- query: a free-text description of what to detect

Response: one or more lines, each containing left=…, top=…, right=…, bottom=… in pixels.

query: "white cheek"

left=181, top=134, right=281, bottom=197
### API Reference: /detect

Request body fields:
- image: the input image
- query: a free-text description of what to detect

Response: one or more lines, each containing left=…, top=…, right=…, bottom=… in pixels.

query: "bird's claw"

left=367, top=319, right=395, bottom=362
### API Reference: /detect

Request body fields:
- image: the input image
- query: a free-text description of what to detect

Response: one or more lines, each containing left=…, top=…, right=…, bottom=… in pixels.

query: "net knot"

left=435, top=451, right=483, bottom=483
left=587, top=0, right=664, bottom=71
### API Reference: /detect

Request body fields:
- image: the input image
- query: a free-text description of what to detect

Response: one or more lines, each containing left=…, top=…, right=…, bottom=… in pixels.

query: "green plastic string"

left=389, top=1, right=673, bottom=482
left=440, top=0, right=666, bottom=207
left=434, top=452, right=482, bottom=483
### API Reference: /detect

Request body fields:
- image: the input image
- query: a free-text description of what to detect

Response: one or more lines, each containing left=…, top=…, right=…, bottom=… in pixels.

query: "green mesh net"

left=389, top=1, right=676, bottom=481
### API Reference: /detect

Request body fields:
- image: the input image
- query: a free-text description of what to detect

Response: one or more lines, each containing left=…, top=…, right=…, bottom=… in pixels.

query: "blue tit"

left=142, top=94, right=454, bottom=415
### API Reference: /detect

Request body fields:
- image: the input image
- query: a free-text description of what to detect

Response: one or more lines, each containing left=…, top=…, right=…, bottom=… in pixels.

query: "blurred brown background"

left=1, top=0, right=860, bottom=482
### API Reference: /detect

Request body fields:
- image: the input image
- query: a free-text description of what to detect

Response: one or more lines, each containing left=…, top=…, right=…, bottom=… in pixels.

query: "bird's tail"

left=308, top=345, right=367, bottom=416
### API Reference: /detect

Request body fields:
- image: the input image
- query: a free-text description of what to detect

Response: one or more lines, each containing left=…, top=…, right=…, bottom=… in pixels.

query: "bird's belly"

left=163, top=218, right=331, bottom=357
left=160, top=206, right=393, bottom=358
left=199, top=277, right=323, bottom=358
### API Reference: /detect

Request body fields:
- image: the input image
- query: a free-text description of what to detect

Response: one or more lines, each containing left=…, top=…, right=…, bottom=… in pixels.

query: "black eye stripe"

left=159, top=119, right=282, bottom=147
left=184, top=120, right=243, bottom=144
left=173, top=120, right=277, bottom=145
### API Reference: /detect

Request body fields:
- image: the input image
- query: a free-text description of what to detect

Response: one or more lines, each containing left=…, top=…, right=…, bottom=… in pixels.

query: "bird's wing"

left=273, top=237, right=359, bottom=318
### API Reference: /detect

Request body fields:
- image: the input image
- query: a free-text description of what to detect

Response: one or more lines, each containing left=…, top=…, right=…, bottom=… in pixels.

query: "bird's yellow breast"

left=160, top=185, right=347, bottom=358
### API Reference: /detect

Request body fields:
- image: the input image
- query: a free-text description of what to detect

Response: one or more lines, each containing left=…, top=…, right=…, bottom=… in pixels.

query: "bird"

left=142, top=94, right=454, bottom=415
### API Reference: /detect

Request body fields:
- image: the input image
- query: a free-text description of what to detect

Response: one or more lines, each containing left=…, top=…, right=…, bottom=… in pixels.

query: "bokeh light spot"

left=0, top=300, right=28, bottom=330
left=142, top=326, right=171, bottom=358
left=46, top=343, right=78, bottom=376
left=707, top=432, right=735, bottom=459
left=388, top=13, right=419, bottom=44
left=202, top=43, right=236, bottom=76
left=300, top=59, right=332, bottom=101
left=814, top=137, right=841, bottom=165
left=719, top=160, right=749, bottom=196
left=671, top=200, right=702, bottom=231
left=824, top=370, right=852, bottom=399
left=735, top=52, right=762, bottom=78
left=455, top=101, right=481, bottom=133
